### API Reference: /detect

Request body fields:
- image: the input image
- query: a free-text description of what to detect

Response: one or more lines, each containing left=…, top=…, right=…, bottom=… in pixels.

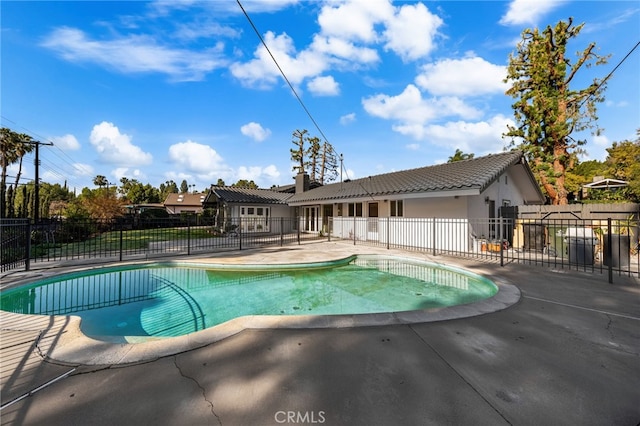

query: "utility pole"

left=30, top=140, right=53, bottom=224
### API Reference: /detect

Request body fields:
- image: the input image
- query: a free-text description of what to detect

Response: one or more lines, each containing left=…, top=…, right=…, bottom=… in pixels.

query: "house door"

left=368, top=202, right=379, bottom=240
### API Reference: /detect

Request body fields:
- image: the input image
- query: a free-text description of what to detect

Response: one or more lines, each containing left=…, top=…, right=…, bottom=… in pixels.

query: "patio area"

left=1, top=241, right=639, bottom=425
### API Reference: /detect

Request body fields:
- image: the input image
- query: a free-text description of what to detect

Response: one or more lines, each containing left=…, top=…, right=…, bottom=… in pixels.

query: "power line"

left=1, top=115, right=94, bottom=180
left=236, top=0, right=368, bottom=191
left=235, top=0, right=332, bottom=146
left=578, top=40, right=640, bottom=110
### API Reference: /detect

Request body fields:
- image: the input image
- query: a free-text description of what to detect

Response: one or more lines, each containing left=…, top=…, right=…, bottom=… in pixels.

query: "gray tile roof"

left=288, top=151, right=527, bottom=204
left=207, top=187, right=292, bottom=204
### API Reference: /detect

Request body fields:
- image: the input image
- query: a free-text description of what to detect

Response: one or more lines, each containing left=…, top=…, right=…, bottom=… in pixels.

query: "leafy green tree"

left=180, top=179, right=189, bottom=193
left=504, top=18, right=609, bottom=205
left=231, top=179, right=258, bottom=189
left=12, top=182, right=74, bottom=219
left=77, top=187, right=124, bottom=221
left=447, top=149, right=475, bottom=163
left=121, top=179, right=160, bottom=204
left=565, top=159, right=606, bottom=200
left=604, top=131, right=640, bottom=201
left=159, top=180, right=179, bottom=200
left=215, top=178, right=226, bottom=186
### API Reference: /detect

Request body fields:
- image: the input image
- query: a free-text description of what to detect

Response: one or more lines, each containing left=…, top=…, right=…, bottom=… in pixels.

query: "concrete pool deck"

left=1, top=241, right=639, bottom=425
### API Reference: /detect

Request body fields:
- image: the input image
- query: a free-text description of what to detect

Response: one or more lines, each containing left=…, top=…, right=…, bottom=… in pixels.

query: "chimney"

left=295, top=172, right=310, bottom=194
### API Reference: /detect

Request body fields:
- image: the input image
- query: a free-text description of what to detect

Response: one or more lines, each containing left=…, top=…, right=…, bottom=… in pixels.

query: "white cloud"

left=51, top=134, right=80, bottom=150
left=340, top=113, right=356, bottom=125
left=406, top=143, right=420, bottom=151
left=240, top=122, right=272, bottom=142
left=89, top=121, right=153, bottom=166
left=382, top=2, right=443, bottom=61
left=237, top=164, right=281, bottom=185
left=415, top=56, right=508, bottom=96
left=310, top=35, right=379, bottom=64
left=112, top=167, right=145, bottom=182
left=230, top=31, right=328, bottom=88
left=167, top=140, right=228, bottom=174
left=362, top=84, right=482, bottom=134
left=395, top=114, right=514, bottom=153
left=499, top=0, right=564, bottom=26
left=42, top=27, right=227, bottom=82
left=307, top=75, right=340, bottom=96
left=317, top=0, right=393, bottom=43
left=231, top=0, right=444, bottom=88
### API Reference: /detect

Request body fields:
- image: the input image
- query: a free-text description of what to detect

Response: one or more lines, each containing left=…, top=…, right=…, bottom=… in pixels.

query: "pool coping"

left=1, top=253, right=521, bottom=366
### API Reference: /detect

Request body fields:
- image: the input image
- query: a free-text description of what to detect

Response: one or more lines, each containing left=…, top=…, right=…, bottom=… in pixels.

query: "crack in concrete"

left=173, top=356, right=222, bottom=426
left=408, top=325, right=513, bottom=425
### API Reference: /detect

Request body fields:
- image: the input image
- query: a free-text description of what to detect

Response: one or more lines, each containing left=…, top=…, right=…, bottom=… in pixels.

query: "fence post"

left=297, top=217, right=300, bottom=245
left=187, top=221, right=191, bottom=255
left=25, top=222, right=31, bottom=271
left=327, top=217, right=331, bottom=242
left=239, top=218, right=243, bottom=250
left=607, top=218, right=613, bottom=284
left=353, top=216, right=356, bottom=246
left=387, top=217, right=390, bottom=250
left=119, top=226, right=123, bottom=262
left=499, top=217, right=504, bottom=267
left=280, top=217, right=284, bottom=246
left=432, top=217, right=437, bottom=256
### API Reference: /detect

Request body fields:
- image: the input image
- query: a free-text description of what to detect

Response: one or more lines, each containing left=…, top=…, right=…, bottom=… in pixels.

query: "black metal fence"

left=1, top=217, right=325, bottom=273
left=3, top=216, right=639, bottom=283
left=328, top=216, right=639, bottom=283
left=1, top=218, right=31, bottom=273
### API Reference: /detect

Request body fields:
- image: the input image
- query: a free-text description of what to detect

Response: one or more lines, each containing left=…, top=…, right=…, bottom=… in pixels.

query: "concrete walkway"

left=1, top=242, right=639, bottom=425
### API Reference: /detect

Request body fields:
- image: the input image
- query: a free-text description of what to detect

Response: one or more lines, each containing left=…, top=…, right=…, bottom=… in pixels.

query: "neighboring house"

left=203, top=187, right=294, bottom=233
left=287, top=150, right=544, bottom=242
left=164, top=192, right=207, bottom=215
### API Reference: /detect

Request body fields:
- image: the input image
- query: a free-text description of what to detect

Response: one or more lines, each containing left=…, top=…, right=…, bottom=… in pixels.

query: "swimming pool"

left=0, top=255, right=497, bottom=342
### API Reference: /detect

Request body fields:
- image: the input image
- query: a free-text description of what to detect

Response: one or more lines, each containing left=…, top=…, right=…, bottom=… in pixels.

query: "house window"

left=247, top=207, right=254, bottom=215
left=348, top=202, right=363, bottom=217
left=368, top=202, right=378, bottom=218
left=504, top=175, right=508, bottom=185
left=337, top=204, right=343, bottom=216
left=390, top=200, right=403, bottom=217
left=257, top=207, right=263, bottom=215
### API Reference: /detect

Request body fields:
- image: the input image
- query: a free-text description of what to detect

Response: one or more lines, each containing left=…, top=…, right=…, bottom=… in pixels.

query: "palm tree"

left=1, top=128, right=34, bottom=218
left=93, top=175, right=108, bottom=189
left=447, top=149, right=474, bottom=163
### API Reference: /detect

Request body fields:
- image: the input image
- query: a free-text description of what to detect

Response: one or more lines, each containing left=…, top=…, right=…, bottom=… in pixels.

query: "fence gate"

left=1, top=219, right=30, bottom=273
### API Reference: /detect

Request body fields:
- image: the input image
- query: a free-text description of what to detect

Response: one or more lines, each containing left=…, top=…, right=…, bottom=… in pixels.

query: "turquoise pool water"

left=0, top=255, right=497, bottom=341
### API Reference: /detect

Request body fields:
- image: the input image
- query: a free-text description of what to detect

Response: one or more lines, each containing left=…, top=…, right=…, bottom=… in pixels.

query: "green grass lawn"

left=34, top=226, right=220, bottom=259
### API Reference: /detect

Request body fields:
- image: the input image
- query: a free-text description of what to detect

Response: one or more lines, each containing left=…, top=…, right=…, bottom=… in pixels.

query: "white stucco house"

left=287, top=150, right=544, bottom=236
left=204, top=151, right=544, bottom=248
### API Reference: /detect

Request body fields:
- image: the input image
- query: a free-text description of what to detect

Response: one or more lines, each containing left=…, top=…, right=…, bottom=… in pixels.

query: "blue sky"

left=2, top=0, right=639, bottom=193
